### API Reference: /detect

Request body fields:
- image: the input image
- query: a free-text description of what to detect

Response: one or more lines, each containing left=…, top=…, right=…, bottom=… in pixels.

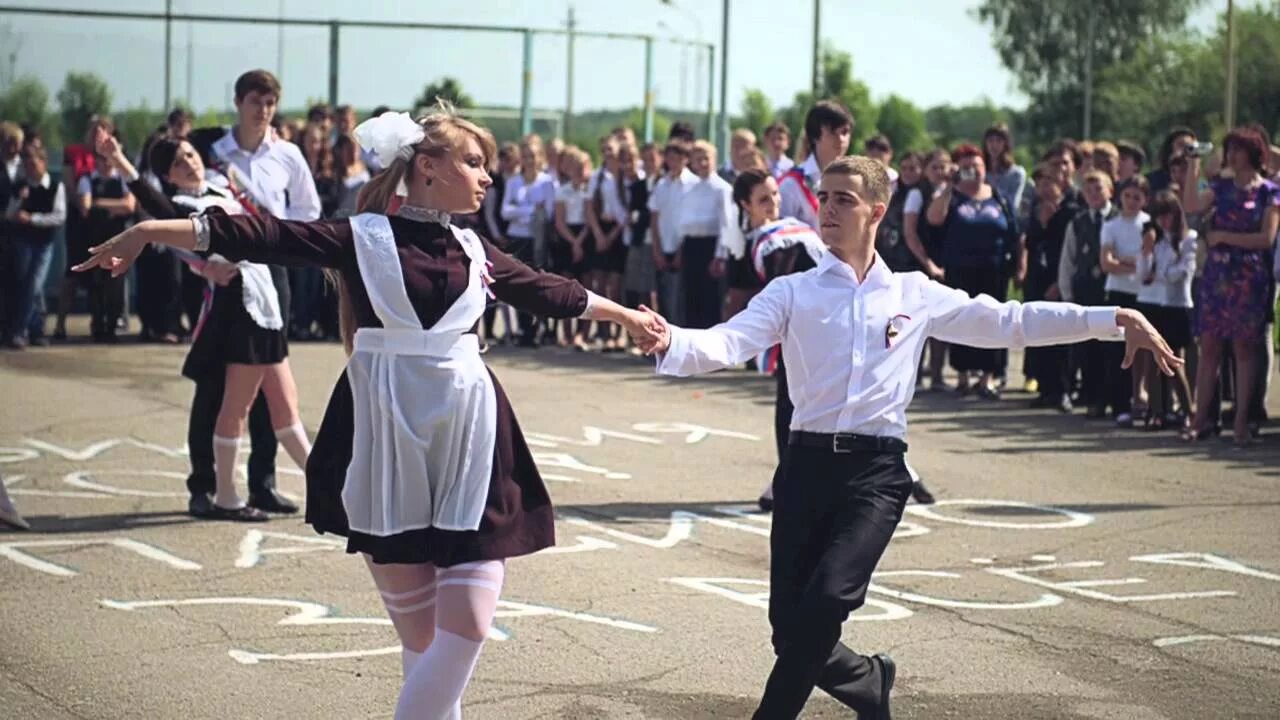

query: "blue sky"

left=7, top=0, right=1223, bottom=115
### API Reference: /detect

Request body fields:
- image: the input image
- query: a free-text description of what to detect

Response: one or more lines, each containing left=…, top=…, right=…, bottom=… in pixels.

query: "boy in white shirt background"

left=648, top=139, right=698, bottom=324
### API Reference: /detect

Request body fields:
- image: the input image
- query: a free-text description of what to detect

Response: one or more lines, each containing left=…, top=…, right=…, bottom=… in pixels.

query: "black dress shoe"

left=188, top=493, right=215, bottom=518
left=911, top=481, right=936, bottom=505
left=872, top=653, right=896, bottom=719
left=757, top=495, right=774, bottom=512
left=248, top=490, right=300, bottom=514
left=207, top=503, right=270, bottom=522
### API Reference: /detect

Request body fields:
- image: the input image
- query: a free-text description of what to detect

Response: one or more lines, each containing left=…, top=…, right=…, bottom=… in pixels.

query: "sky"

left=5, top=0, right=1225, bottom=117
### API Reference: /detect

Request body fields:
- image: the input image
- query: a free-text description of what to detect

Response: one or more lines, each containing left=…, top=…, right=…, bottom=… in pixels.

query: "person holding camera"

left=926, top=144, right=1020, bottom=399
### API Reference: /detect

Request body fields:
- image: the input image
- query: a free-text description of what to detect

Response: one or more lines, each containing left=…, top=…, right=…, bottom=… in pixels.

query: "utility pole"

left=163, top=0, right=172, bottom=109
left=565, top=5, right=576, bottom=140
left=1082, top=11, right=1095, bottom=138
left=812, top=0, right=821, bottom=96
left=1224, top=0, right=1237, bottom=129
left=717, top=0, right=729, bottom=158
left=277, top=0, right=285, bottom=84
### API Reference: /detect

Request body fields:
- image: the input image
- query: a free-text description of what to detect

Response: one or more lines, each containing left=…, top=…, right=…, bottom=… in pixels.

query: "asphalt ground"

left=2, top=330, right=1278, bottom=719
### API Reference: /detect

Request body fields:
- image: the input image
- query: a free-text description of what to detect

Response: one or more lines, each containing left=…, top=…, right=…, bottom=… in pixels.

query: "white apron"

left=342, top=213, right=498, bottom=535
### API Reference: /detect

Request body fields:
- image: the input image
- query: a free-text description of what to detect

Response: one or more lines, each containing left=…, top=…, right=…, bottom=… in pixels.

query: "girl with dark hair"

left=1182, top=126, right=1280, bottom=447
left=983, top=123, right=1027, bottom=213
left=77, top=105, right=661, bottom=718
left=94, top=129, right=310, bottom=522
left=1136, top=190, right=1196, bottom=430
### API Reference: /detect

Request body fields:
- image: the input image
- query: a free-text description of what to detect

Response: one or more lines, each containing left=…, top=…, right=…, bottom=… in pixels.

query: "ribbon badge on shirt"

left=885, top=314, right=912, bottom=349
left=481, top=260, right=496, bottom=300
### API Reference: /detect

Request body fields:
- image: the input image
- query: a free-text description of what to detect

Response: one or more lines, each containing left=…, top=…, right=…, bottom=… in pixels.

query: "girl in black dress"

left=78, top=104, right=661, bottom=718
left=93, top=129, right=311, bottom=522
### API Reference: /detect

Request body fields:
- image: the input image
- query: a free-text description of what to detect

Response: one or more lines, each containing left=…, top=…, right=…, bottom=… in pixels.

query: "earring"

left=425, top=178, right=433, bottom=186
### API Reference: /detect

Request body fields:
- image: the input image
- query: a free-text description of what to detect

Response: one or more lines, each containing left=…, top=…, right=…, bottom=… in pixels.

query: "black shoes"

left=207, top=503, right=269, bottom=522
left=871, top=654, right=896, bottom=719
left=188, top=492, right=215, bottom=518
left=248, top=489, right=300, bottom=515
left=910, top=481, right=936, bottom=505
left=757, top=495, right=774, bottom=512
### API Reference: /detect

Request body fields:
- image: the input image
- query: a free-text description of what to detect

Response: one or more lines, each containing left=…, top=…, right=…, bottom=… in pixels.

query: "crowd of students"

left=2, top=91, right=1276, bottom=450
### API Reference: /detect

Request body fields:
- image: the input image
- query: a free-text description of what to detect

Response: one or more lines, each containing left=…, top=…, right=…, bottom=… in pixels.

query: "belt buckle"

left=832, top=434, right=852, bottom=454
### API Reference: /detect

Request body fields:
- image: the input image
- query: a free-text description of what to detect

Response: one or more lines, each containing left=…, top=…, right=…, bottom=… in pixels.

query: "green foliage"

left=738, top=89, right=773, bottom=140
left=875, top=95, right=929, bottom=153
left=975, top=0, right=1203, bottom=144
left=56, top=71, right=112, bottom=145
left=413, top=78, right=476, bottom=114
left=0, top=76, right=59, bottom=146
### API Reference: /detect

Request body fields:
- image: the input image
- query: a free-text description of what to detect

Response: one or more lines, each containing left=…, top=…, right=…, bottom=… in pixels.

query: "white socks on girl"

left=212, top=434, right=242, bottom=508
left=273, top=422, right=311, bottom=470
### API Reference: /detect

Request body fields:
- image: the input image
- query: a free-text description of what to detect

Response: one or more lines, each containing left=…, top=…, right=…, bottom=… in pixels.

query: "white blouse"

left=1136, top=231, right=1197, bottom=308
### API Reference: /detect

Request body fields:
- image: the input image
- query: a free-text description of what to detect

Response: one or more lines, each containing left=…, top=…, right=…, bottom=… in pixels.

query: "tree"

left=57, top=70, right=112, bottom=144
left=738, top=88, right=774, bottom=140
left=0, top=76, right=58, bottom=145
left=413, top=77, right=475, bottom=114
left=924, top=100, right=1008, bottom=150
left=874, top=95, right=928, bottom=153
left=975, top=0, right=1201, bottom=143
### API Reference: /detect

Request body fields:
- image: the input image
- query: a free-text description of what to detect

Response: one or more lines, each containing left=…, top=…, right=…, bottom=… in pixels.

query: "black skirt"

left=305, top=362, right=556, bottom=567
left=1145, top=303, right=1192, bottom=352
left=596, top=221, right=627, bottom=274
left=728, top=252, right=764, bottom=291
left=549, top=225, right=585, bottom=277
left=222, top=300, right=288, bottom=365
left=181, top=273, right=287, bottom=381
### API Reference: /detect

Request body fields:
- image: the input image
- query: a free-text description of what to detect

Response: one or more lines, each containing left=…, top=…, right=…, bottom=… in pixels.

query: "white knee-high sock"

left=212, top=435, right=242, bottom=508
left=401, top=647, right=422, bottom=680
left=395, top=630, right=483, bottom=720
left=274, top=422, right=311, bottom=470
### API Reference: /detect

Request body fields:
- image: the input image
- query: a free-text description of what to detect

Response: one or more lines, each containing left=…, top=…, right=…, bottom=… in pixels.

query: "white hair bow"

left=354, top=111, right=425, bottom=170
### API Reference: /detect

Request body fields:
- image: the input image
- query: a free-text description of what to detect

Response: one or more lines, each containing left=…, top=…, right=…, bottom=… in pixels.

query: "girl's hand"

left=73, top=225, right=146, bottom=277
left=93, top=127, right=125, bottom=167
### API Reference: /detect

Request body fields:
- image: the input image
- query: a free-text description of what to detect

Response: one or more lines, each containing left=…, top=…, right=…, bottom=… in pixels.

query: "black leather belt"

left=789, top=431, right=908, bottom=454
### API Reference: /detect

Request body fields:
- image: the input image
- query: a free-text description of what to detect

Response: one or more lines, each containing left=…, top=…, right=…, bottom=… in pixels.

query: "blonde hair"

left=731, top=128, right=757, bottom=147
left=0, top=122, right=23, bottom=146
left=822, top=155, right=891, bottom=205
left=1082, top=169, right=1114, bottom=193
left=336, top=100, right=497, bottom=353
left=692, top=139, right=717, bottom=164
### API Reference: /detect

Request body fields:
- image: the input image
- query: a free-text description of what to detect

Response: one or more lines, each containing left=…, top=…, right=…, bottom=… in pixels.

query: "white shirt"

left=587, top=169, right=628, bottom=223
left=769, top=154, right=795, bottom=179
left=8, top=173, right=67, bottom=228
left=903, top=187, right=925, bottom=216
left=648, top=168, right=699, bottom=255
left=1100, top=211, right=1150, bottom=296
left=779, top=155, right=821, bottom=230
left=656, top=252, right=1123, bottom=440
left=4, top=155, right=19, bottom=184
left=211, top=129, right=321, bottom=221
left=1136, top=231, right=1197, bottom=308
left=501, top=172, right=553, bottom=238
left=678, top=172, right=734, bottom=240
left=555, top=182, right=591, bottom=225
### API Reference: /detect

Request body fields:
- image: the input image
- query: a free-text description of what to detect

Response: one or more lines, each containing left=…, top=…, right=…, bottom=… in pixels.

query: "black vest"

left=86, top=173, right=131, bottom=242
left=875, top=183, right=918, bottom=272
left=1068, top=206, right=1117, bottom=306
left=12, top=181, right=60, bottom=243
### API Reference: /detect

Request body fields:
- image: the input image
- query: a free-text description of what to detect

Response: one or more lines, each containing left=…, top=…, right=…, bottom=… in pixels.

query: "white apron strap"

left=349, top=213, right=422, bottom=331
left=426, top=226, right=489, bottom=335
left=237, top=262, right=284, bottom=330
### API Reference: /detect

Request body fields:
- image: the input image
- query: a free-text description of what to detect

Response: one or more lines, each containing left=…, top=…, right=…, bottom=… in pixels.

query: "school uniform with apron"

left=195, top=205, right=593, bottom=566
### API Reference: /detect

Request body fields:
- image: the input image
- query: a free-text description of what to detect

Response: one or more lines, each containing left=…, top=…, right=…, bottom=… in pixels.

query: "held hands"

left=627, top=304, right=671, bottom=355
left=709, top=257, right=727, bottom=279
left=72, top=224, right=147, bottom=276
left=1116, top=308, right=1182, bottom=376
left=201, top=258, right=240, bottom=287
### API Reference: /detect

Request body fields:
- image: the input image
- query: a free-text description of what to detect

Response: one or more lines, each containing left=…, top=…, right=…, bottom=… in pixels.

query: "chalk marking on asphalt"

left=1031, top=555, right=1057, bottom=562
left=536, top=536, right=620, bottom=555
left=1130, top=552, right=1280, bottom=583
left=561, top=514, right=694, bottom=548
left=0, top=538, right=201, bottom=577
left=970, top=558, right=996, bottom=565
left=630, top=422, right=760, bottom=444
left=870, top=570, right=1064, bottom=610
left=666, top=577, right=914, bottom=621
left=525, top=426, right=663, bottom=448
left=62, top=470, right=189, bottom=498
left=22, top=438, right=123, bottom=462
left=1154, top=634, right=1280, bottom=649
left=986, top=561, right=1236, bottom=603
left=235, top=530, right=346, bottom=568
left=905, top=499, right=1095, bottom=530
left=532, top=452, right=631, bottom=481
left=0, top=447, right=40, bottom=464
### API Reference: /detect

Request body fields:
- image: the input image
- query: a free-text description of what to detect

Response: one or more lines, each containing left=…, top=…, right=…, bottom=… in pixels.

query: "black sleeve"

left=127, top=179, right=183, bottom=220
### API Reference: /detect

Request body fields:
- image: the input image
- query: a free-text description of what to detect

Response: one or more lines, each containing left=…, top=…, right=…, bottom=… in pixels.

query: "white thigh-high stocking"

left=212, top=435, right=243, bottom=508
left=395, top=560, right=505, bottom=720
left=273, top=422, right=311, bottom=470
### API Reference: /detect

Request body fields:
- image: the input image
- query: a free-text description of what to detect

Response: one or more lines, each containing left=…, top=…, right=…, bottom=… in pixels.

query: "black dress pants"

left=136, top=245, right=184, bottom=337
left=185, top=370, right=279, bottom=497
left=756, top=443, right=913, bottom=719
left=680, top=236, right=721, bottom=329
left=505, top=235, right=539, bottom=343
